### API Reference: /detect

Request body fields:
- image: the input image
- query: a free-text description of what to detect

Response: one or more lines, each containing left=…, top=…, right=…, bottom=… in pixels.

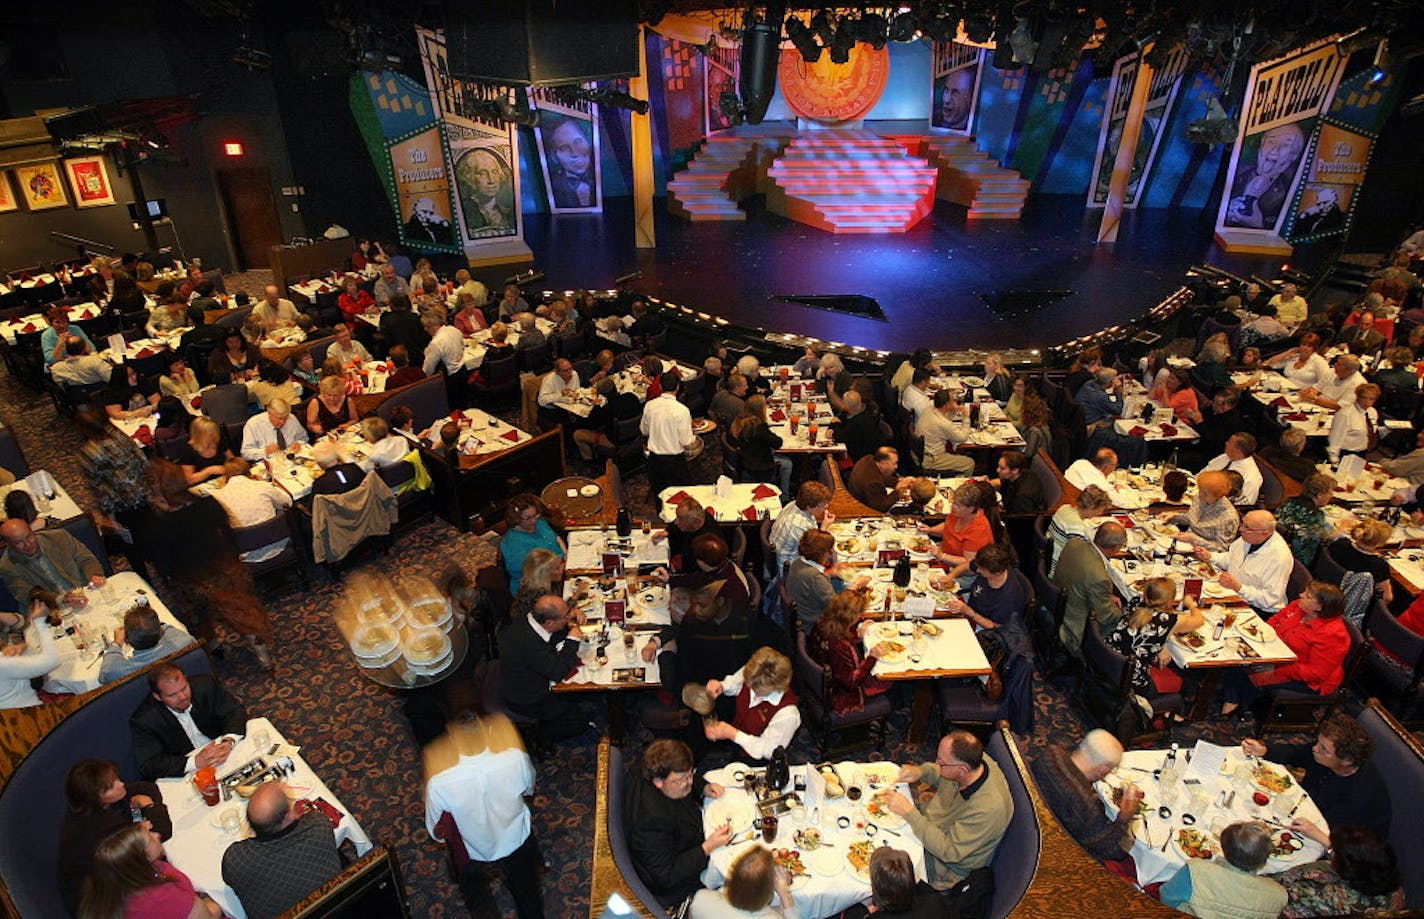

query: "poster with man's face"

left=1223, top=122, right=1308, bottom=231
left=933, top=67, right=977, bottom=132
left=450, top=134, right=516, bottom=239
left=535, top=109, right=600, bottom=212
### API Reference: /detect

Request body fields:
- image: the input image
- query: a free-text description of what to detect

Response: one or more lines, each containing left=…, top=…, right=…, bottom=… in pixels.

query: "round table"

left=542, top=476, right=605, bottom=520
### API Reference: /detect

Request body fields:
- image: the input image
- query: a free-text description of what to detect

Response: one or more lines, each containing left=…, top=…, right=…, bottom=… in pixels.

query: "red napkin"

left=190, top=396, right=203, bottom=410
left=1270, top=396, right=1291, bottom=408
left=770, top=409, right=787, bottom=422
left=751, top=483, right=778, bottom=500
left=742, top=506, right=760, bottom=521
left=1128, top=425, right=1149, bottom=437
left=668, top=490, right=693, bottom=505
left=317, top=284, right=332, bottom=293
left=134, top=425, right=153, bottom=446
left=1112, top=515, right=1136, bottom=528
left=450, top=410, right=463, bottom=420
left=135, top=348, right=154, bottom=359
left=1159, top=423, right=1178, bottom=436
left=20, top=323, right=35, bottom=333
left=1283, top=412, right=1308, bottom=421
left=501, top=429, right=521, bottom=442
left=703, top=506, right=716, bottom=518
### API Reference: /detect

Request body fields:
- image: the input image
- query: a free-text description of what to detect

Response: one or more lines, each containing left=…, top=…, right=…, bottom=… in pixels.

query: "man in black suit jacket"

left=498, top=594, right=589, bottom=741
left=829, top=390, right=886, bottom=462
left=377, top=297, right=430, bottom=362
left=130, top=664, right=248, bottom=779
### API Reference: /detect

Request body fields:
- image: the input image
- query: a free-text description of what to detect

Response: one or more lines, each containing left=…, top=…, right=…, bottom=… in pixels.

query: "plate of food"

left=1174, top=631, right=1208, bottom=651
left=859, top=763, right=899, bottom=789
left=1251, top=763, right=1294, bottom=795
left=692, top=418, right=716, bottom=434
left=579, top=484, right=601, bottom=497
left=793, top=827, right=825, bottom=851
left=1172, top=827, right=1218, bottom=861
left=836, top=536, right=862, bottom=555
left=876, top=639, right=909, bottom=663
left=959, top=376, right=986, bottom=388
left=848, top=840, right=879, bottom=879
left=909, top=535, right=934, bottom=555
left=705, top=799, right=756, bottom=835
left=1107, top=784, right=1148, bottom=819
left=1237, top=619, right=1276, bottom=645
left=866, top=792, right=907, bottom=828
left=772, top=848, right=808, bottom=880
left=1266, top=829, right=1306, bottom=869
left=637, top=586, right=667, bottom=608
left=873, top=568, right=894, bottom=581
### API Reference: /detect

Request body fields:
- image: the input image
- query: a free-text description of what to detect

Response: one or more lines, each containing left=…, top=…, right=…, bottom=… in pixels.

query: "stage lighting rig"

left=963, top=14, right=993, bottom=44
left=810, top=10, right=837, bottom=46
left=1186, top=97, right=1237, bottom=146
left=889, top=12, right=919, bottom=42
left=1007, top=17, right=1036, bottom=64
left=857, top=13, right=890, bottom=49
left=786, top=16, right=824, bottom=62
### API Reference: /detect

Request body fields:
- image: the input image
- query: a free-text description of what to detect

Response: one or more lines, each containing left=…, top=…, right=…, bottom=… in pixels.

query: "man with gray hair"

left=99, top=603, right=196, bottom=684
left=241, top=397, right=309, bottom=460
left=1030, top=729, right=1137, bottom=862
left=1202, top=432, right=1263, bottom=506
left=1194, top=510, right=1293, bottom=614
left=1302, top=353, right=1367, bottom=411
left=1162, top=821, right=1286, bottom=917
left=1076, top=367, right=1125, bottom=428
left=513, top=312, right=546, bottom=352
left=497, top=594, right=590, bottom=741
left=709, top=372, right=748, bottom=429
left=1052, top=522, right=1128, bottom=658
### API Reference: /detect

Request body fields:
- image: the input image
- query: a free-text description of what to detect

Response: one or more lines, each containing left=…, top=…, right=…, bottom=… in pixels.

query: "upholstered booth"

left=604, top=743, right=672, bottom=919
left=376, top=373, right=450, bottom=435
left=1357, top=699, right=1424, bottom=908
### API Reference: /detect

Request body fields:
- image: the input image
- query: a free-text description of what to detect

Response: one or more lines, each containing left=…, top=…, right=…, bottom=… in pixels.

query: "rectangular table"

left=565, top=529, right=670, bottom=572
left=158, top=717, right=372, bottom=919
left=862, top=614, right=990, bottom=744
left=659, top=484, right=782, bottom=524
left=0, top=470, right=83, bottom=522
left=42, top=571, right=190, bottom=694
left=701, top=760, right=927, bottom=919
left=460, top=317, right=555, bottom=370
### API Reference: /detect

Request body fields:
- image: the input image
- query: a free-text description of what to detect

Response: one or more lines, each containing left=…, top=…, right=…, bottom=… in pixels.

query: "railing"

left=47, top=230, right=116, bottom=255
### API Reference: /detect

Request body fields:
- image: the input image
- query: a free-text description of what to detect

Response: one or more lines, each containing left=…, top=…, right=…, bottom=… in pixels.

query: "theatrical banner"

left=1215, top=37, right=1344, bottom=251
left=1283, top=64, right=1402, bottom=243
left=63, top=156, right=116, bottom=208
left=416, top=27, right=523, bottom=245
left=349, top=68, right=460, bottom=254
left=704, top=41, right=739, bottom=134
left=1088, top=45, right=1189, bottom=207
left=530, top=87, right=602, bottom=212
left=930, top=41, right=984, bottom=134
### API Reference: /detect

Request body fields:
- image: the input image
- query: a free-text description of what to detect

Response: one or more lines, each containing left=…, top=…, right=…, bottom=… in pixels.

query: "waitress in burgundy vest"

left=702, top=647, right=800, bottom=763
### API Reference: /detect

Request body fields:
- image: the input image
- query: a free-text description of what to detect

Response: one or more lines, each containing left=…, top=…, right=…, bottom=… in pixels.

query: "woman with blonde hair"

left=1106, top=577, right=1204, bottom=698
left=703, top=647, right=800, bottom=761
left=509, top=548, right=569, bottom=622
left=690, top=844, right=798, bottom=918
left=730, top=395, right=791, bottom=494
left=1326, top=518, right=1395, bottom=605
left=306, top=373, right=358, bottom=435
left=809, top=590, right=891, bottom=715
left=171, top=416, right=233, bottom=486
left=983, top=351, right=1013, bottom=403
left=78, top=818, right=220, bottom=919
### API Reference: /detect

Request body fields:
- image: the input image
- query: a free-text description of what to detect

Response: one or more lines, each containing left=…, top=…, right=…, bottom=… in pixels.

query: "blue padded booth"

left=605, top=744, right=672, bottom=919
left=987, top=726, right=1041, bottom=918
left=0, top=645, right=214, bottom=918
left=1358, top=700, right=1424, bottom=908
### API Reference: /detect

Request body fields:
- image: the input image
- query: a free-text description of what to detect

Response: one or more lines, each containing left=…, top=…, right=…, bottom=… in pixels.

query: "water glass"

left=1272, top=794, right=1294, bottom=819
left=1234, top=764, right=1253, bottom=786
left=1158, top=764, right=1181, bottom=788
left=220, top=807, right=241, bottom=836
left=1159, top=781, right=1180, bottom=807
left=253, top=728, right=272, bottom=754
left=790, top=802, right=807, bottom=824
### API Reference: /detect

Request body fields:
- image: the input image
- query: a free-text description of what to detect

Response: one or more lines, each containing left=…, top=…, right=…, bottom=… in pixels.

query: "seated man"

left=130, top=664, right=248, bottom=779
left=1161, top=822, right=1286, bottom=919
left=883, top=731, right=1013, bottom=898
left=1163, top=469, right=1239, bottom=553
left=253, top=284, right=306, bottom=330
left=653, top=497, right=720, bottom=574
left=1077, top=367, right=1126, bottom=428
left=665, top=533, right=752, bottom=606
left=785, top=528, right=869, bottom=633
left=0, top=518, right=105, bottom=610
left=240, top=398, right=309, bottom=461
left=50, top=335, right=112, bottom=386
left=1181, top=386, right=1244, bottom=466
left=702, top=646, right=800, bottom=762
left=1052, top=522, right=1128, bottom=658
left=1193, top=510, right=1292, bottom=614
left=1301, top=354, right=1367, bottom=411
left=708, top=372, right=748, bottom=429
left=1202, top=432, right=1263, bottom=506
left=1030, top=729, right=1135, bottom=862
left=1383, top=428, right=1424, bottom=486
left=421, top=308, right=466, bottom=378
left=98, top=603, right=196, bottom=684
left=848, top=446, right=912, bottom=513
left=1258, top=428, right=1317, bottom=484
left=1064, top=448, right=1132, bottom=507
left=919, top=390, right=975, bottom=475
left=328, top=323, right=373, bottom=366
left=647, top=583, right=782, bottom=696
left=309, top=441, right=364, bottom=497
left=497, top=594, right=588, bottom=741
left=571, top=377, right=642, bottom=465
left=536, top=358, right=581, bottom=429
left=1241, top=712, right=1391, bottom=841
left=829, top=390, right=887, bottom=462
left=624, top=738, right=730, bottom=909
left=900, top=367, right=934, bottom=426
left=994, top=450, right=1045, bottom=515
left=222, top=781, right=343, bottom=919
left=769, top=481, right=834, bottom=573
left=424, top=709, right=543, bottom=918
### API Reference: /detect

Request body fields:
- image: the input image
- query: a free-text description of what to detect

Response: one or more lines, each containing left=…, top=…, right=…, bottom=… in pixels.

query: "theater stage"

left=520, top=194, right=1333, bottom=355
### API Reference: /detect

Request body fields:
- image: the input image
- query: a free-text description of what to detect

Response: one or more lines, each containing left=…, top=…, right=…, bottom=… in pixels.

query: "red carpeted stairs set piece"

left=915, top=134, right=1030, bottom=219
left=666, top=131, right=794, bottom=221
left=762, top=130, right=938, bottom=234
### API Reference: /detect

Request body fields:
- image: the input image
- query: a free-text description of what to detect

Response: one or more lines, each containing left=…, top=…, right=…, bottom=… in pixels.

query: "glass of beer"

left=761, top=812, right=779, bottom=844
left=789, top=412, right=801, bottom=436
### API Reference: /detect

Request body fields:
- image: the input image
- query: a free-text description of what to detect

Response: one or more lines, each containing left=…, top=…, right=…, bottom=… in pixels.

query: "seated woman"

left=1275, top=473, right=1341, bottom=566
left=509, top=548, right=568, bottom=624
left=1153, top=368, right=1199, bottom=419
left=1047, top=485, right=1113, bottom=574
left=1326, top=518, right=1395, bottom=606
left=3, top=490, right=44, bottom=531
left=290, top=347, right=321, bottom=397
left=690, top=844, right=798, bottom=919
left=452, top=292, right=488, bottom=335
left=102, top=363, right=159, bottom=421
left=920, top=480, right=999, bottom=581
left=57, top=758, right=173, bottom=915
left=843, top=846, right=949, bottom=919
left=1161, top=821, right=1286, bottom=918
left=306, top=373, right=358, bottom=436
left=79, top=822, right=222, bottom=919
left=498, top=494, right=565, bottom=592
left=354, top=416, right=413, bottom=473
left=982, top=352, right=1014, bottom=404
left=1190, top=339, right=1233, bottom=395
left=1163, top=469, right=1239, bottom=553
left=337, top=275, right=376, bottom=324
left=147, top=299, right=189, bottom=335
left=1002, top=374, right=1029, bottom=427
left=702, top=647, right=799, bottom=763
left=1264, top=332, right=1331, bottom=388
left=171, top=416, right=232, bottom=486
left=809, top=589, right=891, bottom=716
left=1105, top=577, right=1204, bottom=700
left=246, top=359, right=298, bottom=410
left=157, top=354, right=199, bottom=399
left=1275, top=826, right=1404, bottom=918
left=944, top=544, right=1035, bottom=660
left=210, top=458, right=293, bottom=561
left=1018, top=392, right=1052, bottom=459
left=208, top=329, right=261, bottom=384
left=0, top=600, right=59, bottom=709
left=1219, top=581, right=1350, bottom=717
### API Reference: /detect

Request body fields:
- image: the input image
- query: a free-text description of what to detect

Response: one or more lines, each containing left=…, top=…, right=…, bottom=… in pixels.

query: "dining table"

left=659, top=483, right=783, bottom=524
left=700, top=760, right=928, bottom=919
left=1095, top=744, right=1329, bottom=887
left=564, top=528, right=671, bottom=573
left=0, top=469, right=83, bottom=523
left=157, top=717, right=373, bottom=919
left=428, top=408, right=536, bottom=466
left=460, top=317, right=555, bottom=370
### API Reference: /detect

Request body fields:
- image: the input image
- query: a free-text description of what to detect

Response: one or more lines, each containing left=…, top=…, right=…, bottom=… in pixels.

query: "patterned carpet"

left=3, top=335, right=1340, bottom=918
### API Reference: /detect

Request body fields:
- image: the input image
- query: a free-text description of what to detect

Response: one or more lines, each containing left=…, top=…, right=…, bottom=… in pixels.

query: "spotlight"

left=785, top=16, right=824, bottom=63
left=1368, top=39, right=1390, bottom=87
left=857, top=13, right=889, bottom=50
left=1185, top=97, right=1238, bottom=146
left=889, top=12, right=919, bottom=42
left=1007, top=18, right=1036, bottom=65
left=830, top=21, right=855, bottom=63
left=496, top=93, right=539, bottom=127
left=924, top=15, right=958, bottom=42
left=810, top=10, right=836, bottom=46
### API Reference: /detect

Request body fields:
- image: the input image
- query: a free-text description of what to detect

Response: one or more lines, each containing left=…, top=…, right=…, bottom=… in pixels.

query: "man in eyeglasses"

left=882, top=730, right=1013, bottom=907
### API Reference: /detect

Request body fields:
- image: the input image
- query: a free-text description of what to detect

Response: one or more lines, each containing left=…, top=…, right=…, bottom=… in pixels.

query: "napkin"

left=770, top=409, right=787, bottom=422
left=190, top=396, right=203, bottom=410
left=450, top=410, right=463, bottom=421
left=742, top=506, right=760, bottom=521
left=1128, top=425, right=1149, bottom=437
left=500, top=429, right=521, bottom=442
left=134, top=425, right=153, bottom=446
left=20, top=323, right=35, bottom=333
left=1270, top=396, right=1291, bottom=408
left=1283, top=412, right=1309, bottom=422
left=1158, top=423, right=1178, bottom=436
left=135, top=348, right=155, bottom=359
left=667, top=490, right=693, bottom=505
left=703, top=506, right=716, bottom=518
left=751, top=483, right=778, bottom=500
left=317, top=284, right=332, bottom=293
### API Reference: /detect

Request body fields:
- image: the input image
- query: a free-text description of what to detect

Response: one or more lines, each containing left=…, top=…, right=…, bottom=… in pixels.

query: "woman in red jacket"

left=337, top=276, right=376, bottom=324
left=808, top=588, right=892, bottom=715
left=1219, top=581, right=1350, bottom=717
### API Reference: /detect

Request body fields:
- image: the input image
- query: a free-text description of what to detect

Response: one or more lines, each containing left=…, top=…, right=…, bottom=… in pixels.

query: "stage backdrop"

left=529, top=87, right=603, bottom=213
left=1214, top=37, right=1345, bottom=251
left=349, top=69, right=461, bottom=255
left=1088, top=46, right=1189, bottom=208
left=1282, top=65, right=1402, bottom=244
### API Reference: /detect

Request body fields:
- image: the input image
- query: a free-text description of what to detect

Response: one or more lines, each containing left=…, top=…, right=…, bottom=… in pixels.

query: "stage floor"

left=521, top=194, right=1330, bottom=354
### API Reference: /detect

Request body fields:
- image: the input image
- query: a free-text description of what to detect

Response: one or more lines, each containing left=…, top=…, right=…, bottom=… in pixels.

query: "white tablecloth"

left=658, top=484, right=782, bottom=524
left=862, top=617, right=990, bottom=678
left=42, top=571, right=189, bottom=694
left=701, top=761, right=927, bottom=919
left=158, top=717, right=372, bottom=919
left=565, top=529, right=670, bottom=571
left=0, top=470, right=83, bottom=522
left=426, top=409, right=534, bottom=457
left=460, top=318, right=555, bottom=370
left=1096, top=747, right=1327, bottom=886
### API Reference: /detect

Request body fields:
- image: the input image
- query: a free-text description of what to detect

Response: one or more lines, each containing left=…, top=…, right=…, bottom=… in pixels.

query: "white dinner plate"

left=806, top=846, right=841, bottom=878
left=579, top=484, right=601, bottom=497
left=705, top=799, right=756, bottom=835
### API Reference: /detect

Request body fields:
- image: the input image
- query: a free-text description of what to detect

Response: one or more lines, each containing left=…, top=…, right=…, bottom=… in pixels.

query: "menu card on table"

left=604, top=599, right=626, bottom=624
left=1183, top=578, right=1203, bottom=605
left=601, top=552, right=623, bottom=575
left=1188, top=740, right=1228, bottom=777
left=877, top=549, right=907, bottom=568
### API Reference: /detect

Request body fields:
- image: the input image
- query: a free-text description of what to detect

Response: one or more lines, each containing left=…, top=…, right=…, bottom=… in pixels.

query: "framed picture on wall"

left=63, top=156, right=116, bottom=208
left=0, top=172, right=16, bottom=213
left=13, top=163, right=68, bottom=210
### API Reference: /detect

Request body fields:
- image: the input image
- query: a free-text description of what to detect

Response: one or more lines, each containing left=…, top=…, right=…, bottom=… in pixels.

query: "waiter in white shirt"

left=641, top=370, right=694, bottom=511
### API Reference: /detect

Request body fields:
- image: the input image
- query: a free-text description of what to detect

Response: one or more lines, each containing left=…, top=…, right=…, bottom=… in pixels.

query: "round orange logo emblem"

left=777, top=44, right=891, bottom=123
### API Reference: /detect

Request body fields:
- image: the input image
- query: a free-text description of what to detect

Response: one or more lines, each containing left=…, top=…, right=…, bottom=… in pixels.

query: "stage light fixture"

left=963, top=15, right=993, bottom=44
left=1185, top=97, right=1238, bottom=146
left=810, top=10, right=837, bottom=46
left=857, top=13, right=890, bottom=49
left=889, top=12, right=919, bottom=42
left=786, top=16, right=824, bottom=62
left=1368, top=39, right=1390, bottom=86
left=1007, top=18, right=1036, bottom=64
left=830, top=21, right=855, bottom=63
left=496, top=92, right=540, bottom=127
left=739, top=1, right=784, bottom=125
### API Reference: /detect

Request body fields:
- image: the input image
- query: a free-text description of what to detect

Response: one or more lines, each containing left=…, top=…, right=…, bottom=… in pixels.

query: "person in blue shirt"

left=499, top=494, right=565, bottom=592
left=41, top=305, right=95, bottom=367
